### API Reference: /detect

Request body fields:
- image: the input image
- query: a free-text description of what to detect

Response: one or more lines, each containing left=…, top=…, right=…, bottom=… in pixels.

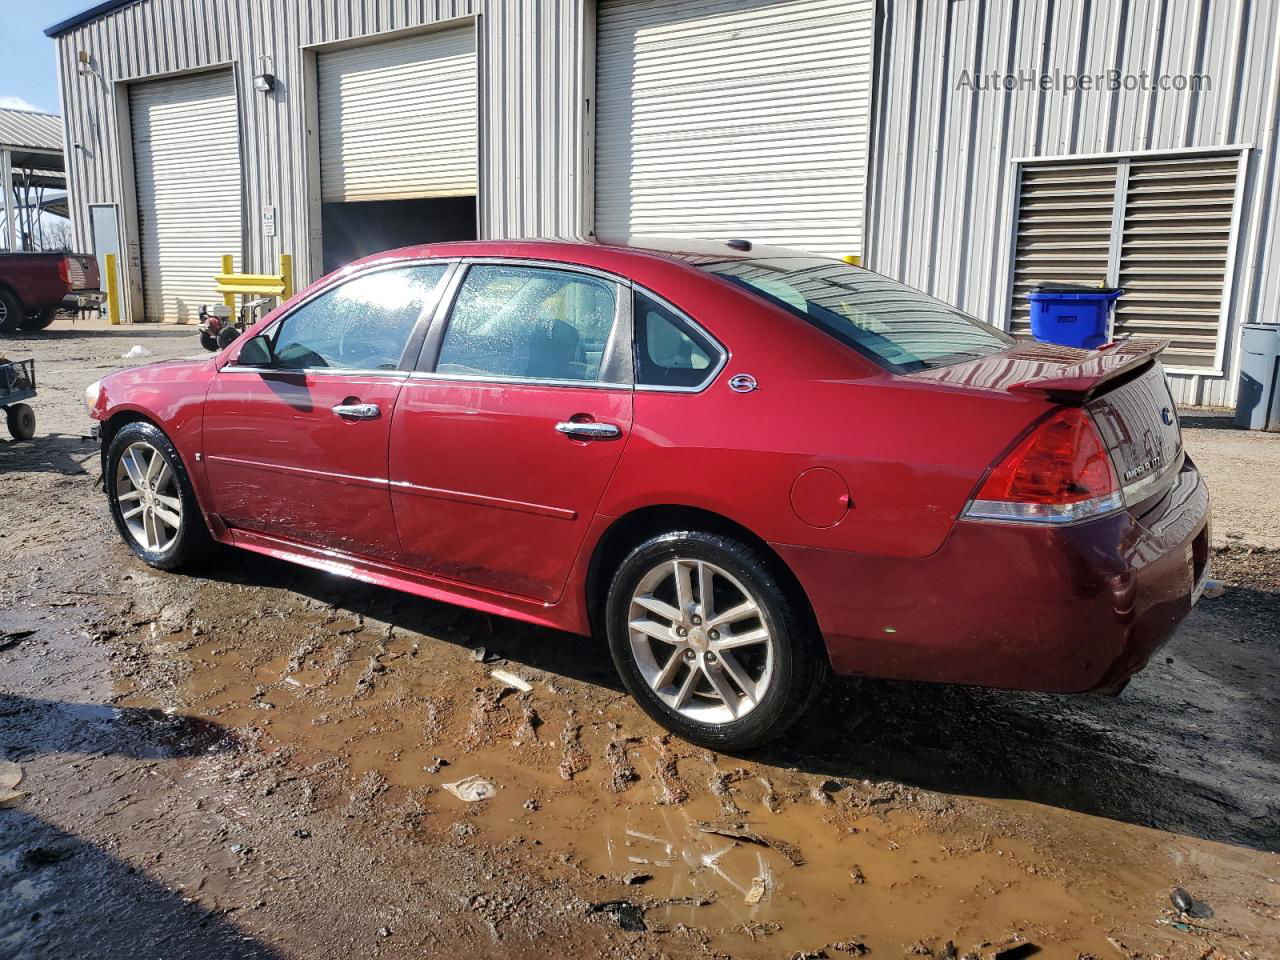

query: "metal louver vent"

left=1008, top=152, right=1241, bottom=370
left=1008, top=162, right=1117, bottom=335
left=1114, top=154, right=1239, bottom=368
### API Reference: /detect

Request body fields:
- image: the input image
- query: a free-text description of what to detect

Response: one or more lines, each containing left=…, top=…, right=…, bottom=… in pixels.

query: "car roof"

left=346, top=236, right=832, bottom=279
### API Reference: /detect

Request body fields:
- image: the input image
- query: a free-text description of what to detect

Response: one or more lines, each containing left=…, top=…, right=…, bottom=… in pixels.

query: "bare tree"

left=41, top=217, right=73, bottom=252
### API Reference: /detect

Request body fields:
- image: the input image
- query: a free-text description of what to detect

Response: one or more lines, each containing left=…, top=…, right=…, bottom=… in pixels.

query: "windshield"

left=697, top=257, right=1014, bottom=373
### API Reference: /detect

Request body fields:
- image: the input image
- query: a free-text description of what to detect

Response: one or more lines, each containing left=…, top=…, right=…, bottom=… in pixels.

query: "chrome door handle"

left=555, top=420, right=621, bottom=440
left=332, top=402, right=380, bottom=420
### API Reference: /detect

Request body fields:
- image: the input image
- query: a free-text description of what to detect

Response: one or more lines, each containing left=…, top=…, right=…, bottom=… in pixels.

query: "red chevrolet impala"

left=86, top=240, right=1210, bottom=748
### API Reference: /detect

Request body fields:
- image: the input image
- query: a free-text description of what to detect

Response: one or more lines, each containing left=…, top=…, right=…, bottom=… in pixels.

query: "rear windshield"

left=697, top=257, right=1013, bottom=373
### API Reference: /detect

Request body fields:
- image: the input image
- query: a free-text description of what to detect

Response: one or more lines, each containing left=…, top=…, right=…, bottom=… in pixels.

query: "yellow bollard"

left=104, top=253, right=122, bottom=325
left=221, top=254, right=235, bottom=312
left=279, top=252, right=294, bottom=299
left=843, top=254, right=862, bottom=267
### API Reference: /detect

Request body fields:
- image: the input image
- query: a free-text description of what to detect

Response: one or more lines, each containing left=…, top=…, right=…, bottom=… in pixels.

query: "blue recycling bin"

left=1027, top=285, right=1123, bottom=350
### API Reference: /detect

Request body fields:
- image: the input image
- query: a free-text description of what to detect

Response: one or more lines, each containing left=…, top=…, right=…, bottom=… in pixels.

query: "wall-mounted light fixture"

left=254, top=55, right=276, bottom=93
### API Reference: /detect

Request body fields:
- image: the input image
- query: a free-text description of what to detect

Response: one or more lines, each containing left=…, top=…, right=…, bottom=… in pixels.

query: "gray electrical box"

left=1234, top=324, right=1280, bottom=431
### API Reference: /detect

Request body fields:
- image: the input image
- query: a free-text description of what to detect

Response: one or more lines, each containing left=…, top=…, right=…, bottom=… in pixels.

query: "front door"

left=389, top=262, right=633, bottom=602
left=202, top=262, right=450, bottom=560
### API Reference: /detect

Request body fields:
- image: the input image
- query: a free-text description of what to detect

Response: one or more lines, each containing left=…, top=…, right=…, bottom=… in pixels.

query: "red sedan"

left=85, top=240, right=1210, bottom=749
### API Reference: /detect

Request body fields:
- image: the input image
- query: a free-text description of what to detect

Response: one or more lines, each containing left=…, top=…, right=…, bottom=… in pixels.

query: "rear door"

left=203, top=263, right=450, bottom=560
left=389, top=261, right=633, bottom=602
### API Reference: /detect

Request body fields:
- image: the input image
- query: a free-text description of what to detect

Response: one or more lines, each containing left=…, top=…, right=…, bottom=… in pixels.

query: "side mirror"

left=237, top=334, right=274, bottom=367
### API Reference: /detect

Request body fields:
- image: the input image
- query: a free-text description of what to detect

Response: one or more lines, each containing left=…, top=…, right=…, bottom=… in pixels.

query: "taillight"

left=963, top=407, right=1123, bottom=524
left=58, top=257, right=71, bottom=284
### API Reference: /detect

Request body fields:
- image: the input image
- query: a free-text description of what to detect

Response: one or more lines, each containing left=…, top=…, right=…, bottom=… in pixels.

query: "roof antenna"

left=725, top=238, right=752, bottom=251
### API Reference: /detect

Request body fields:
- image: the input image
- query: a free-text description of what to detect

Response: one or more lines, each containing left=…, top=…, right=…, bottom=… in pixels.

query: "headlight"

left=84, top=379, right=102, bottom=416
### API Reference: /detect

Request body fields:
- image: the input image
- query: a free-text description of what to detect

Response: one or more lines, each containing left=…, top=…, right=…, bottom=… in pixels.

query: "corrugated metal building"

left=864, top=0, right=1280, bottom=407
left=47, top=0, right=1280, bottom=407
left=47, top=0, right=874, bottom=324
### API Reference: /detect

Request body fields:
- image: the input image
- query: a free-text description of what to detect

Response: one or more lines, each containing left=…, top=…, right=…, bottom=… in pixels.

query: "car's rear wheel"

left=18, top=307, right=57, bottom=331
left=106, top=421, right=209, bottom=570
left=606, top=531, right=826, bottom=750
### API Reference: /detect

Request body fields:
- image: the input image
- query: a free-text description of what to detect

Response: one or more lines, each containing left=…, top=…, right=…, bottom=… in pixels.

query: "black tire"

left=18, top=307, right=57, bottom=331
left=105, top=420, right=210, bottom=571
left=0, top=288, right=23, bottom=334
left=5, top=403, right=36, bottom=441
left=216, top=325, right=241, bottom=350
left=199, top=331, right=220, bottom=352
left=605, top=531, right=827, bottom=751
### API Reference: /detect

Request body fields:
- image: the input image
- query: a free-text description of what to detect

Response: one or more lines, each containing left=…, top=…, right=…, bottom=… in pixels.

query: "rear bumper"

left=777, top=457, right=1210, bottom=694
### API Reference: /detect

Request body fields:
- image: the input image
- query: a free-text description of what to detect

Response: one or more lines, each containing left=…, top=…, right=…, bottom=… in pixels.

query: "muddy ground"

left=1, top=319, right=1278, bottom=960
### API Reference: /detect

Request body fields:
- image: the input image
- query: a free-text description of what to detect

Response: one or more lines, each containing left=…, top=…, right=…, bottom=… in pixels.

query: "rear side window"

left=271, top=264, right=446, bottom=371
left=434, top=265, right=619, bottom=383
left=699, top=258, right=1013, bottom=374
left=634, top=292, right=720, bottom=389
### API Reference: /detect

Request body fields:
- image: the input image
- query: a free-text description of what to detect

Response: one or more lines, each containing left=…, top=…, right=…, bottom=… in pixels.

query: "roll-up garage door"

left=595, top=0, right=874, bottom=258
left=318, top=28, right=478, bottom=203
left=131, top=71, right=242, bottom=323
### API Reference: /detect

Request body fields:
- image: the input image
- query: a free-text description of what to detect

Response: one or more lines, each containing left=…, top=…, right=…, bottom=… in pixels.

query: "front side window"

left=270, top=264, right=447, bottom=371
left=699, top=258, right=1013, bottom=374
left=634, top=292, right=720, bottom=389
left=434, top=264, right=619, bottom=383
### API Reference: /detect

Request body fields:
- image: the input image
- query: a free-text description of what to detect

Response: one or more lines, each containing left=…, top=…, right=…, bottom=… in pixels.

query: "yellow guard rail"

left=215, top=253, right=295, bottom=311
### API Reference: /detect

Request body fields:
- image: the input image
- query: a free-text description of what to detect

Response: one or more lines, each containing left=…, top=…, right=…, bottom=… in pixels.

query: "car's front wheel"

left=106, top=421, right=209, bottom=570
left=606, top=531, right=826, bottom=750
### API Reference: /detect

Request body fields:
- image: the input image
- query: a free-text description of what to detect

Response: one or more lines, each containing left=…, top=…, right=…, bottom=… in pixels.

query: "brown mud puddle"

left=105, top=576, right=1280, bottom=960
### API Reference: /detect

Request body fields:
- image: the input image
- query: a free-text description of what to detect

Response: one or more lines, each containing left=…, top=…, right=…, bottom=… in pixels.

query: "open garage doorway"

left=320, top=196, right=476, bottom=274
left=316, top=25, right=478, bottom=273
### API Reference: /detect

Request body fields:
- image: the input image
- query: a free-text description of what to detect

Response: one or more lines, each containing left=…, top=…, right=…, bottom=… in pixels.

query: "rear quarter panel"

left=598, top=274, right=1055, bottom=559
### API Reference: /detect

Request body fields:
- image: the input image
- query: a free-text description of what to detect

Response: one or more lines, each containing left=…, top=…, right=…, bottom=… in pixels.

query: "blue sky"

left=0, top=2, right=93, bottom=115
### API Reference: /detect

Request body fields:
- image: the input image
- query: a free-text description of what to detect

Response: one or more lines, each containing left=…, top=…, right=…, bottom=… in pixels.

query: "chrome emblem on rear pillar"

left=728, top=373, right=758, bottom=393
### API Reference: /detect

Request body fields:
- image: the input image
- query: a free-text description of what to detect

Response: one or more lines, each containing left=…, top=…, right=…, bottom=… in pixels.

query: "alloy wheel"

left=627, top=557, right=775, bottom=725
left=114, top=441, right=183, bottom=553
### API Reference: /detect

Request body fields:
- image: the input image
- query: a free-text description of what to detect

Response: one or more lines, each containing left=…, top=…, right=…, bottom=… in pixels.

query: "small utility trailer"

left=0, top=357, right=36, bottom=440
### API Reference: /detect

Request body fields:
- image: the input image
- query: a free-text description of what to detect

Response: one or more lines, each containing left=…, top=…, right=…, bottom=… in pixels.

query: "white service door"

left=318, top=28, right=478, bottom=203
left=130, top=71, right=242, bottom=323
left=595, top=0, right=874, bottom=258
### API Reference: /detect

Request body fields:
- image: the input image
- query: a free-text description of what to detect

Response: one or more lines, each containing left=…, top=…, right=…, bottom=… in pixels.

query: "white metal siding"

left=866, top=0, right=1280, bottom=407
left=318, top=28, right=477, bottom=203
left=130, top=70, right=242, bottom=323
left=594, top=0, right=874, bottom=258
left=54, top=0, right=592, bottom=303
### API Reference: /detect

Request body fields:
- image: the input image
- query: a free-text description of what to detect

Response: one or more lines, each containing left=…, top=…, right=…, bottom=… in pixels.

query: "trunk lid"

left=1087, top=361, right=1184, bottom=505
left=911, top=338, right=1184, bottom=505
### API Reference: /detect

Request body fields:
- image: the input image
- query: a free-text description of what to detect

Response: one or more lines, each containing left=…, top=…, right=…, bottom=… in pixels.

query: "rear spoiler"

left=1007, top=339, right=1168, bottom=402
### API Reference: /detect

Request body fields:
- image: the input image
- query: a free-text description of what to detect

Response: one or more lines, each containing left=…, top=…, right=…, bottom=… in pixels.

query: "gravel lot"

left=1, top=318, right=1277, bottom=960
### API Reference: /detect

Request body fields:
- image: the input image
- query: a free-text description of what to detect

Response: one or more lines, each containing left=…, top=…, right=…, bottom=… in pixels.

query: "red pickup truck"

left=0, top=252, right=100, bottom=333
